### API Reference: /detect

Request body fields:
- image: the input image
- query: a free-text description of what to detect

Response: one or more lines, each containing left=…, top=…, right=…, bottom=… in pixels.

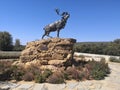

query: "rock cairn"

left=20, top=38, right=76, bottom=70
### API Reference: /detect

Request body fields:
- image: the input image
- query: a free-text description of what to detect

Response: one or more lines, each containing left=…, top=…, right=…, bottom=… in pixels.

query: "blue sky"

left=0, top=0, right=120, bottom=45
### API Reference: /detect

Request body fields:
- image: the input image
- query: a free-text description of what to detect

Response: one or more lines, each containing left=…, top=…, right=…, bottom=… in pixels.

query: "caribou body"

left=42, top=9, right=70, bottom=39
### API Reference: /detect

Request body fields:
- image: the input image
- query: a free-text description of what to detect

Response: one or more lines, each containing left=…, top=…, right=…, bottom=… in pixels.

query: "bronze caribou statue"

left=42, top=9, right=70, bottom=39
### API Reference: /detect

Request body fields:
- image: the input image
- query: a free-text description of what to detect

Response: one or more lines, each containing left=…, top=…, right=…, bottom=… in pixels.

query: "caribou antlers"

left=55, top=8, right=70, bottom=18
left=55, top=8, right=60, bottom=15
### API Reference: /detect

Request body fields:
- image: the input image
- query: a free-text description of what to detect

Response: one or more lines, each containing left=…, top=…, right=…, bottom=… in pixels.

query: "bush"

left=47, top=71, right=64, bottom=84
left=25, top=63, right=41, bottom=75
left=23, top=72, right=34, bottom=81
left=77, top=55, right=85, bottom=59
left=66, top=67, right=81, bottom=80
left=0, top=58, right=110, bottom=83
left=109, top=57, right=120, bottom=63
left=35, top=74, right=43, bottom=83
left=42, top=69, right=52, bottom=80
left=86, top=60, right=110, bottom=80
left=0, top=61, right=13, bottom=73
left=0, top=61, right=24, bottom=81
left=0, top=69, right=12, bottom=81
left=0, top=61, right=13, bottom=80
left=35, top=69, right=52, bottom=83
left=10, top=65, right=24, bottom=81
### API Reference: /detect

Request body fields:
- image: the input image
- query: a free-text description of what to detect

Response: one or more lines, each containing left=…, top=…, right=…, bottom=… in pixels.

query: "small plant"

left=0, top=61, right=13, bottom=73
left=66, top=67, right=81, bottom=80
left=23, top=72, right=34, bottom=81
left=79, top=55, right=85, bottom=59
left=109, top=57, right=120, bottom=63
left=42, top=69, right=52, bottom=80
left=10, top=65, right=24, bottom=81
left=35, top=69, right=52, bottom=83
left=35, top=74, right=43, bottom=83
left=63, top=72, right=69, bottom=80
left=24, top=63, right=41, bottom=75
left=0, top=61, right=13, bottom=80
left=47, top=71, right=64, bottom=84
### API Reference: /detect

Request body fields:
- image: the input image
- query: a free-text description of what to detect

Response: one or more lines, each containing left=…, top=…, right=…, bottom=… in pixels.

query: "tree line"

left=1, top=31, right=120, bottom=56
left=0, top=31, right=25, bottom=51
left=74, top=39, right=120, bottom=56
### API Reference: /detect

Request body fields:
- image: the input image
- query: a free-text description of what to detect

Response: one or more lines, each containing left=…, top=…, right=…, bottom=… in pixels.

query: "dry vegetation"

left=0, top=59, right=110, bottom=84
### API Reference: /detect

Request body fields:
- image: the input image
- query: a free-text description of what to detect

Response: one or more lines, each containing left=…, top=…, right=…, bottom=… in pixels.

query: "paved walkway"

left=74, top=52, right=120, bottom=62
left=0, top=62, right=120, bottom=90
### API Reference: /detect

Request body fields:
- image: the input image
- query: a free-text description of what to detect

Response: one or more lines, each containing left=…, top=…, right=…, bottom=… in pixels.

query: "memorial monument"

left=20, top=9, right=76, bottom=71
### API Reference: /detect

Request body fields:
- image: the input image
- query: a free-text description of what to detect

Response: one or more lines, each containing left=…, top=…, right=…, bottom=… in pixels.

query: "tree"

left=15, top=39, right=20, bottom=47
left=13, top=39, right=25, bottom=51
left=0, top=31, right=13, bottom=51
left=114, top=39, right=120, bottom=44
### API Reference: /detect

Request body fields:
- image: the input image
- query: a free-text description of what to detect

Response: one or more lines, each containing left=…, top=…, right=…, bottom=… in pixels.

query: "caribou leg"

left=42, top=34, right=45, bottom=39
left=42, top=30, right=48, bottom=39
left=42, top=32, right=47, bottom=39
left=42, top=31, right=52, bottom=39
left=57, top=30, right=60, bottom=38
left=46, top=32, right=52, bottom=38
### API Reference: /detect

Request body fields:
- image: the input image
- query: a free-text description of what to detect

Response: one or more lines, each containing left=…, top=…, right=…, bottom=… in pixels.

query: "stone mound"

left=19, top=38, right=76, bottom=70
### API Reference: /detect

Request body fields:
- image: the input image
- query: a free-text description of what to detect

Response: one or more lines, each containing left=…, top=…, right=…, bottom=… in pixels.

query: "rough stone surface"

left=19, top=38, right=76, bottom=71
left=20, top=38, right=76, bottom=62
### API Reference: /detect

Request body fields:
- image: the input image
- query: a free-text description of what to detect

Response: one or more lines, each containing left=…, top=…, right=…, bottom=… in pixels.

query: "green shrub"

left=35, top=69, right=52, bottom=83
left=109, top=57, right=120, bottom=63
left=109, top=57, right=117, bottom=61
left=86, top=60, right=110, bottom=80
left=78, top=55, right=85, bottom=59
left=0, top=69, right=12, bottom=81
left=0, top=62, right=24, bottom=81
left=10, top=65, right=24, bottom=81
left=91, top=68, right=106, bottom=80
left=63, top=72, right=69, bottom=80
left=42, top=69, right=52, bottom=81
left=35, top=74, right=43, bottom=83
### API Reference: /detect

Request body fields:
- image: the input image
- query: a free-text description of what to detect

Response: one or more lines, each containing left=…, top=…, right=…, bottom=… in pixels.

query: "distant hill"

left=74, top=39, right=120, bottom=56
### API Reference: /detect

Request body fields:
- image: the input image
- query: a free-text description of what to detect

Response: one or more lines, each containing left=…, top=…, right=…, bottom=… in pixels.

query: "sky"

left=0, top=0, right=120, bottom=45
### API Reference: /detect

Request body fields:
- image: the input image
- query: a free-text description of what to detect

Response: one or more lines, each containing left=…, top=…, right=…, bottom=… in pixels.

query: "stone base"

left=19, top=38, right=76, bottom=71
